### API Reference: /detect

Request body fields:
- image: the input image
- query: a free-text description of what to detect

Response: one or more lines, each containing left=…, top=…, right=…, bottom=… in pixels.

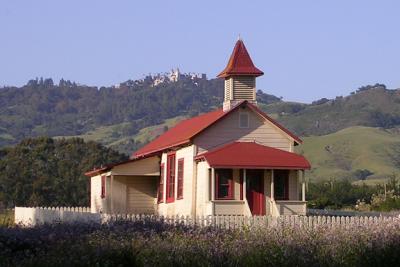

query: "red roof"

left=133, top=109, right=225, bottom=158
left=132, top=101, right=302, bottom=158
left=195, top=142, right=311, bottom=169
left=217, top=39, right=264, bottom=78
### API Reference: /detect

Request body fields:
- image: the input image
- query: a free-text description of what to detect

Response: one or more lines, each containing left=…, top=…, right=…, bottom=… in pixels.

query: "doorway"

left=245, top=169, right=265, bottom=215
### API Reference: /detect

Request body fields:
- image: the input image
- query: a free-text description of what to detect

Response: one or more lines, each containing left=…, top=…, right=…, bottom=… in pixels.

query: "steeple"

left=218, top=39, right=264, bottom=111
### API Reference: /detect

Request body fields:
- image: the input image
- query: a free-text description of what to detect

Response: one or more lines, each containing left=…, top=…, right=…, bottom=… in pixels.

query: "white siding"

left=195, top=161, right=211, bottom=216
left=194, top=106, right=293, bottom=153
left=90, top=175, right=103, bottom=213
left=126, top=176, right=157, bottom=214
left=90, top=174, right=111, bottom=213
left=264, top=170, right=272, bottom=216
left=214, top=201, right=245, bottom=215
left=112, top=156, right=160, bottom=176
left=157, top=145, right=195, bottom=216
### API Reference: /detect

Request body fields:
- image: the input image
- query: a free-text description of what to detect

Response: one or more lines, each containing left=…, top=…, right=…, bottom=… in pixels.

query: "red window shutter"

left=166, top=153, right=176, bottom=203
left=101, top=175, right=106, bottom=199
left=177, top=159, right=184, bottom=199
left=158, top=164, right=164, bottom=203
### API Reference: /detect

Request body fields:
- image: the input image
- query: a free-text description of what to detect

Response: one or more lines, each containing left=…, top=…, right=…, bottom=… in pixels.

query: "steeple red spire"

left=217, top=39, right=264, bottom=78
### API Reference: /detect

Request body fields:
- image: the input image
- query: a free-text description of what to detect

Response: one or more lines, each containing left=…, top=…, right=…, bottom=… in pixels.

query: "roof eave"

left=208, top=164, right=310, bottom=170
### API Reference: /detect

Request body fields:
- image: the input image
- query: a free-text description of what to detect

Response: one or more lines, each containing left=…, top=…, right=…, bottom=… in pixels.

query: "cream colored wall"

left=264, top=170, right=272, bottom=216
left=111, top=176, right=127, bottom=213
left=157, top=145, right=195, bottom=216
left=193, top=106, right=293, bottom=153
left=91, top=173, right=157, bottom=214
left=112, top=156, right=160, bottom=176
left=214, top=201, right=245, bottom=215
left=90, top=174, right=111, bottom=213
left=125, top=175, right=157, bottom=214
left=90, top=175, right=102, bottom=213
left=195, top=161, right=211, bottom=216
left=275, top=201, right=306, bottom=215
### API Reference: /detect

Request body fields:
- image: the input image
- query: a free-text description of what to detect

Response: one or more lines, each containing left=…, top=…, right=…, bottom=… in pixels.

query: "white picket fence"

left=15, top=206, right=400, bottom=228
left=15, top=206, right=98, bottom=226
left=102, top=213, right=400, bottom=229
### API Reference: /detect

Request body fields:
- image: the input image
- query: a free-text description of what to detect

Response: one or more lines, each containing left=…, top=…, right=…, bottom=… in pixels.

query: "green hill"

left=54, top=116, right=186, bottom=155
left=0, top=76, right=279, bottom=149
left=265, top=85, right=400, bottom=136
left=299, top=126, right=400, bottom=183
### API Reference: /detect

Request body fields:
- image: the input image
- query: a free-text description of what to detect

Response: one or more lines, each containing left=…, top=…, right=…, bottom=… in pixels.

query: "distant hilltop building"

left=152, top=68, right=207, bottom=86
left=116, top=69, right=207, bottom=88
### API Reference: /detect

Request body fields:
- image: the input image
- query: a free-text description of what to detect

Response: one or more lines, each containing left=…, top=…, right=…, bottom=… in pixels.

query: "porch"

left=195, top=141, right=310, bottom=217
left=209, top=168, right=307, bottom=217
left=90, top=156, right=160, bottom=214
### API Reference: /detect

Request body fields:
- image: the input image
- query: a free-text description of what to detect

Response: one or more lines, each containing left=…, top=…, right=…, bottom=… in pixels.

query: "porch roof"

left=195, top=142, right=311, bottom=170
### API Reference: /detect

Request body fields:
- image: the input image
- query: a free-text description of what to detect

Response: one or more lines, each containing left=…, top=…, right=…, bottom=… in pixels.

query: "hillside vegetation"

left=0, top=76, right=279, bottom=152
left=299, top=126, right=400, bottom=182
left=0, top=137, right=127, bottom=208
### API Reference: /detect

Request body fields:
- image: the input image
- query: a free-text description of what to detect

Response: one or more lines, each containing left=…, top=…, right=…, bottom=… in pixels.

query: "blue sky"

left=1, top=0, right=399, bottom=102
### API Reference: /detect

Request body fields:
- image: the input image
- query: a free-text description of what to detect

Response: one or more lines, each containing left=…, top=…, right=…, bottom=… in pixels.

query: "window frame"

left=274, top=170, right=289, bottom=200
left=158, top=163, right=165, bottom=203
left=177, top=158, right=184, bottom=199
left=215, top=169, right=234, bottom=200
left=166, top=152, right=176, bottom=203
left=239, top=111, right=249, bottom=128
left=101, top=175, right=106, bottom=199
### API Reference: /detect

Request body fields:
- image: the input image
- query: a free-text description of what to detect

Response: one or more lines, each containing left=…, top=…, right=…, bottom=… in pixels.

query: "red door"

left=246, top=170, right=265, bottom=215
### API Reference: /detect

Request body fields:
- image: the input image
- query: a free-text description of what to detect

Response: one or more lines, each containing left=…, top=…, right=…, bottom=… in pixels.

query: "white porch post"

left=301, top=170, right=306, bottom=202
left=211, top=168, right=215, bottom=216
left=270, top=169, right=274, bottom=201
left=211, top=168, right=215, bottom=201
left=110, top=175, right=114, bottom=214
left=243, top=169, right=247, bottom=200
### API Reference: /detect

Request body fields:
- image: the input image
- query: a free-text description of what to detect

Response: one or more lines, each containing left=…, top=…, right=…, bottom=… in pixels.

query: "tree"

left=0, top=137, right=127, bottom=207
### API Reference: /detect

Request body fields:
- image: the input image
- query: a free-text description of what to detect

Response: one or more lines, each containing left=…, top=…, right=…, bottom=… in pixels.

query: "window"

left=239, top=112, right=249, bottom=128
left=158, top=164, right=165, bottom=203
left=101, top=175, right=106, bottom=199
left=177, top=159, right=184, bottom=199
left=166, top=153, right=176, bottom=203
left=215, top=169, right=234, bottom=199
left=274, top=170, right=289, bottom=200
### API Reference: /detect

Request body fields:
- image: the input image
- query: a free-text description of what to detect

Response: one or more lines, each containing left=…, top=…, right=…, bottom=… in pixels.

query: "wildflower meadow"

left=1, top=218, right=400, bottom=267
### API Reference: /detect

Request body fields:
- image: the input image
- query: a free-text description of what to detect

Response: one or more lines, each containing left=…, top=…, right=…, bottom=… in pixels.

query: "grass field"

left=299, top=126, right=400, bottom=183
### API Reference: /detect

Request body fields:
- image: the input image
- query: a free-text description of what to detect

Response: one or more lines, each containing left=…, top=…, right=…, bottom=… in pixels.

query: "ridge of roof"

left=217, top=39, right=264, bottom=78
